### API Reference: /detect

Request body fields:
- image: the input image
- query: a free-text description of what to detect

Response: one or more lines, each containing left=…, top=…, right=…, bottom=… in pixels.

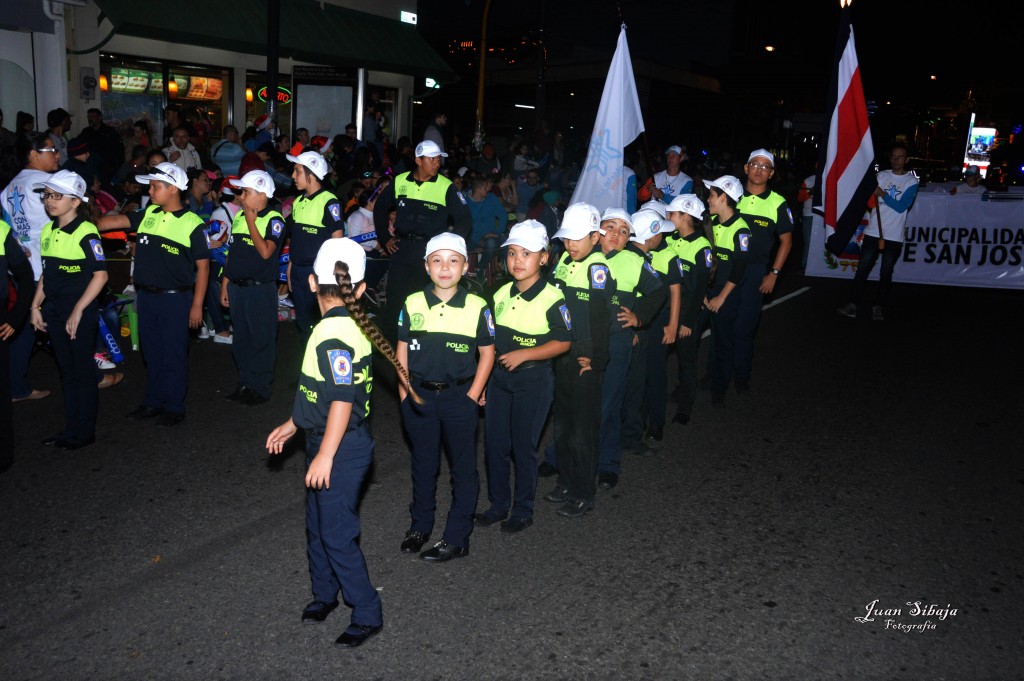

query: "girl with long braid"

left=265, top=237, right=418, bottom=649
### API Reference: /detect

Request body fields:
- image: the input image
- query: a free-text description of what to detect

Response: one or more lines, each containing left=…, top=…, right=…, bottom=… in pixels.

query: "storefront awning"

left=93, top=0, right=456, bottom=83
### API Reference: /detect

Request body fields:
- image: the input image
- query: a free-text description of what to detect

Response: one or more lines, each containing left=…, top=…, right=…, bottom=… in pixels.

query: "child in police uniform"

left=220, top=170, right=284, bottom=406
left=0, top=215, right=35, bottom=470
left=28, top=171, right=108, bottom=450
left=266, top=237, right=416, bottom=649
left=396, top=232, right=495, bottom=560
left=544, top=203, right=613, bottom=518
left=476, top=220, right=571, bottom=533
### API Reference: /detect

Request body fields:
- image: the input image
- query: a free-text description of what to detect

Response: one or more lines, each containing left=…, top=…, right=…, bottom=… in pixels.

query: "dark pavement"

left=1, top=274, right=1021, bottom=680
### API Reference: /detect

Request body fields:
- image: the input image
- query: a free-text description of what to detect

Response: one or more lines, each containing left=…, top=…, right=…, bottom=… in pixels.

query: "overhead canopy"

left=93, top=0, right=456, bottom=83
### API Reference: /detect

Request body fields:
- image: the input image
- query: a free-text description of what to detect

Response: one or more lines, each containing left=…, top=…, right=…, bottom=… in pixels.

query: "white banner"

left=806, top=194, right=1024, bottom=290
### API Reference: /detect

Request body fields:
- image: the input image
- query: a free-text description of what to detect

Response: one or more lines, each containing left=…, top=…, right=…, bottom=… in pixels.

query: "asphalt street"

left=1, top=273, right=1021, bottom=680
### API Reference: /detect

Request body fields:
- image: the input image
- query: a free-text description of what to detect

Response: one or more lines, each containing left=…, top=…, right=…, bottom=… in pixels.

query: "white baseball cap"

left=34, top=169, right=89, bottom=203
left=553, top=202, right=603, bottom=240
left=415, top=140, right=448, bottom=158
left=629, top=208, right=674, bottom=243
left=703, top=175, right=744, bottom=203
left=456, top=166, right=469, bottom=177
left=601, top=207, right=632, bottom=229
left=235, top=169, right=276, bottom=199
left=314, top=237, right=366, bottom=284
left=639, top=200, right=667, bottom=219
left=667, top=194, right=705, bottom=220
left=286, top=150, right=329, bottom=180
left=424, top=232, right=468, bottom=260
left=747, top=148, right=775, bottom=166
left=502, top=220, right=549, bottom=252
left=136, top=162, right=188, bottom=191
left=665, top=145, right=683, bottom=157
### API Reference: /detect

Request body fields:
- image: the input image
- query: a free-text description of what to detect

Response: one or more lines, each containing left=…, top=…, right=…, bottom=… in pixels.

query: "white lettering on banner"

left=806, top=194, right=1024, bottom=289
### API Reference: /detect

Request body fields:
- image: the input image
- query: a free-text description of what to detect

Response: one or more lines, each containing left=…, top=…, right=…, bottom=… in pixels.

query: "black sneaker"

left=500, top=516, right=533, bottom=533
left=543, top=485, right=569, bottom=503
left=645, top=425, right=663, bottom=442
left=557, top=498, right=594, bottom=518
left=597, top=472, right=618, bottom=490
left=537, top=461, right=558, bottom=477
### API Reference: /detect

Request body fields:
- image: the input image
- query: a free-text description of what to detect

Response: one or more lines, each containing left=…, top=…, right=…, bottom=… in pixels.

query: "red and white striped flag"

left=813, top=7, right=875, bottom=256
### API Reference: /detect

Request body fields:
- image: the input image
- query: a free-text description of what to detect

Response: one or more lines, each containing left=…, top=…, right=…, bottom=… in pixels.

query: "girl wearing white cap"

left=477, top=220, right=571, bottom=532
left=266, top=237, right=418, bottom=649
left=27, top=170, right=108, bottom=449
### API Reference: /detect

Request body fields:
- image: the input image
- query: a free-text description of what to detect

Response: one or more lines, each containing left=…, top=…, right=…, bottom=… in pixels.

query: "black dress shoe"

left=242, top=391, right=269, bottom=406
left=125, top=405, right=163, bottom=420
left=473, top=511, right=506, bottom=527
left=500, top=516, right=533, bottom=534
left=672, top=412, right=691, bottom=425
left=557, top=498, right=595, bottom=518
left=156, top=412, right=185, bottom=427
left=400, top=531, right=429, bottom=553
left=597, top=472, right=619, bottom=490
left=646, top=425, right=663, bottom=442
left=225, top=386, right=250, bottom=401
left=419, top=541, right=469, bottom=562
left=335, top=623, right=382, bottom=648
left=537, top=461, right=558, bottom=477
left=56, top=435, right=95, bottom=450
left=41, top=434, right=64, bottom=447
left=301, top=600, right=339, bottom=624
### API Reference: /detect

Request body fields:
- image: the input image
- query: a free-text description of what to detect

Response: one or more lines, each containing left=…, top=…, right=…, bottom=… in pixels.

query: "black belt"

left=397, top=232, right=429, bottom=241
left=419, top=376, right=474, bottom=392
left=138, top=284, right=192, bottom=294
left=497, top=360, right=548, bottom=373
left=230, top=278, right=273, bottom=287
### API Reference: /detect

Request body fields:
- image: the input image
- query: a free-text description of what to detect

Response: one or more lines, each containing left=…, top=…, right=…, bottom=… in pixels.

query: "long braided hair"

left=330, top=260, right=424, bottom=405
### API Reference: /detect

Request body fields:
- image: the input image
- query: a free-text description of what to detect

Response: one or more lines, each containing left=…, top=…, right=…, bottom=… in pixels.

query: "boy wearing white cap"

left=285, top=150, right=345, bottom=345
left=639, top=146, right=693, bottom=205
left=595, top=208, right=666, bottom=487
left=702, top=176, right=752, bottom=407
left=220, top=170, right=285, bottom=406
left=396, top=232, right=495, bottom=561
left=544, top=203, right=614, bottom=518
left=267, top=237, right=414, bottom=649
left=476, top=221, right=571, bottom=533
left=98, top=161, right=211, bottom=426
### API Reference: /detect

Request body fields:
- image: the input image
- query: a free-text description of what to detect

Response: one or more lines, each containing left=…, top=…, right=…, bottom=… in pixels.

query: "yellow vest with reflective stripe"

left=393, top=171, right=451, bottom=205
left=40, top=220, right=100, bottom=260
left=403, top=291, right=483, bottom=338
left=138, top=204, right=203, bottom=247
left=493, top=282, right=564, bottom=336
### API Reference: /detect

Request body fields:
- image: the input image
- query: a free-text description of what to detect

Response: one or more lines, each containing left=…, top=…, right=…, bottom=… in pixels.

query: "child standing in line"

left=544, top=203, right=614, bottom=518
left=266, top=237, right=417, bottom=649
left=476, top=220, right=571, bottom=533
left=664, top=194, right=713, bottom=427
left=28, top=171, right=108, bottom=450
left=396, top=233, right=495, bottom=561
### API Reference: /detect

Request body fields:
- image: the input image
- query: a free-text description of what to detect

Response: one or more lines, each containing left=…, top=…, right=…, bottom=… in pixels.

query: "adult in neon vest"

left=703, top=176, right=752, bottom=407
left=219, top=170, right=284, bottom=406
left=396, top=233, right=495, bottom=559
left=27, top=171, right=108, bottom=450
left=0, top=216, right=36, bottom=471
left=284, top=150, right=344, bottom=346
left=665, top=194, right=713, bottom=427
left=98, top=162, right=211, bottom=426
left=2, top=132, right=61, bottom=403
left=371, top=140, right=471, bottom=342
left=477, top=221, right=571, bottom=533
left=735, top=149, right=793, bottom=391
left=595, top=207, right=665, bottom=490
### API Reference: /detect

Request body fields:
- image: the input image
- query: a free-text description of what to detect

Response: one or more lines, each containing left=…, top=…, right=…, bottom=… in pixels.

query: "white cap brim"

left=34, top=180, right=89, bottom=203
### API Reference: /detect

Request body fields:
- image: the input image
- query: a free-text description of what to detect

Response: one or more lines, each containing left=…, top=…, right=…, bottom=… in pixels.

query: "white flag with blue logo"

left=569, top=25, right=645, bottom=214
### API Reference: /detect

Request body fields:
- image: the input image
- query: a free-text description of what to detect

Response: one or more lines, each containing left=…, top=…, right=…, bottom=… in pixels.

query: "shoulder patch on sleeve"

left=785, top=207, right=794, bottom=225
left=458, top=191, right=468, bottom=205
left=398, top=309, right=404, bottom=327
left=327, top=349, right=353, bottom=385
left=484, top=309, right=495, bottom=337
left=676, top=259, right=685, bottom=277
left=704, top=248, right=713, bottom=268
left=88, top=239, right=105, bottom=261
left=329, top=203, right=341, bottom=221
left=559, top=304, right=572, bottom=330
left=270, top=218, right=284, bottom=237
left=643, top=261, right=657, bottom=276
left=738, top=233, right=750, bottom=252
left=590, top=264, right=608, bottom=289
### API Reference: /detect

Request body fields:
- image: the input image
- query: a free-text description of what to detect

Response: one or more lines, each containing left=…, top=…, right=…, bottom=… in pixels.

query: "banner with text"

left=805, top=194, right=1024, bottom=290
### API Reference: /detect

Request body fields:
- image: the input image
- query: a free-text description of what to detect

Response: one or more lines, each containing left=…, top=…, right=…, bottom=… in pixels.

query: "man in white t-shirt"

left=838, top=143, right=919, bottom=321
left=646, top=145, right=692, bottom=204
left=954, top=165, right=986, bottom=195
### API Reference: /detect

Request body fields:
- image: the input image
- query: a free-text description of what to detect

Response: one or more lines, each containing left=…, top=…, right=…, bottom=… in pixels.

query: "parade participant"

left=638, top=146, right=693, bottom=204
left=284, top=150, right=344, bottom=345
left=28, top=171, right=107, bottom=450
left=371, top=140, right=471, bottom=342
left=543, top=203, right=613, bottom=518
left=594, top=207, right=665, bottom=489
left=219, top=170, right=284, bottom=406
left=202, top=177, right=238, bottom=344
left=735, top=148, right=793, bottom=391
left=703, top=176, right=751, bottom=407
left=475, top=221, right=570, bottom=532
left=98, top=162, right=210, bottom=426
left=665, top=194, right=713, bottom=427
left=266, top=238, right=411, bottom=649
left=0, top=216, right=37, bottom=471
left=396, top=233, right=495, bottom=559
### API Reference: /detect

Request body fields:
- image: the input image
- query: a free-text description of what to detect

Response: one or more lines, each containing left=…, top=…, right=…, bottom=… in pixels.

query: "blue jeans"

left=850, top=235, right=904, bottom=307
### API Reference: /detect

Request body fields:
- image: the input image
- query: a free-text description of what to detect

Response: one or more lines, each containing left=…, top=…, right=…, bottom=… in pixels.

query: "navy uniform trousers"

left=290, top=263, right=319, bottom=349
left=401, top=384, right=480, bottom=548
left=554, top=352, right=603, bottom=502
left=137, top=289, right=192, bottom=414
left=484, top=364, right=554, bottom=521
left=228, top=281, right=278, bottom=399
left=45, top=300, right=99, bottom=440
left=305, top=426, right=383, bottom=628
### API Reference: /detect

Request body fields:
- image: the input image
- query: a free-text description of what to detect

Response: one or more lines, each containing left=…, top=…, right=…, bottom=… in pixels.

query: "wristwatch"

left=770, top=268, right=780, bottom=276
